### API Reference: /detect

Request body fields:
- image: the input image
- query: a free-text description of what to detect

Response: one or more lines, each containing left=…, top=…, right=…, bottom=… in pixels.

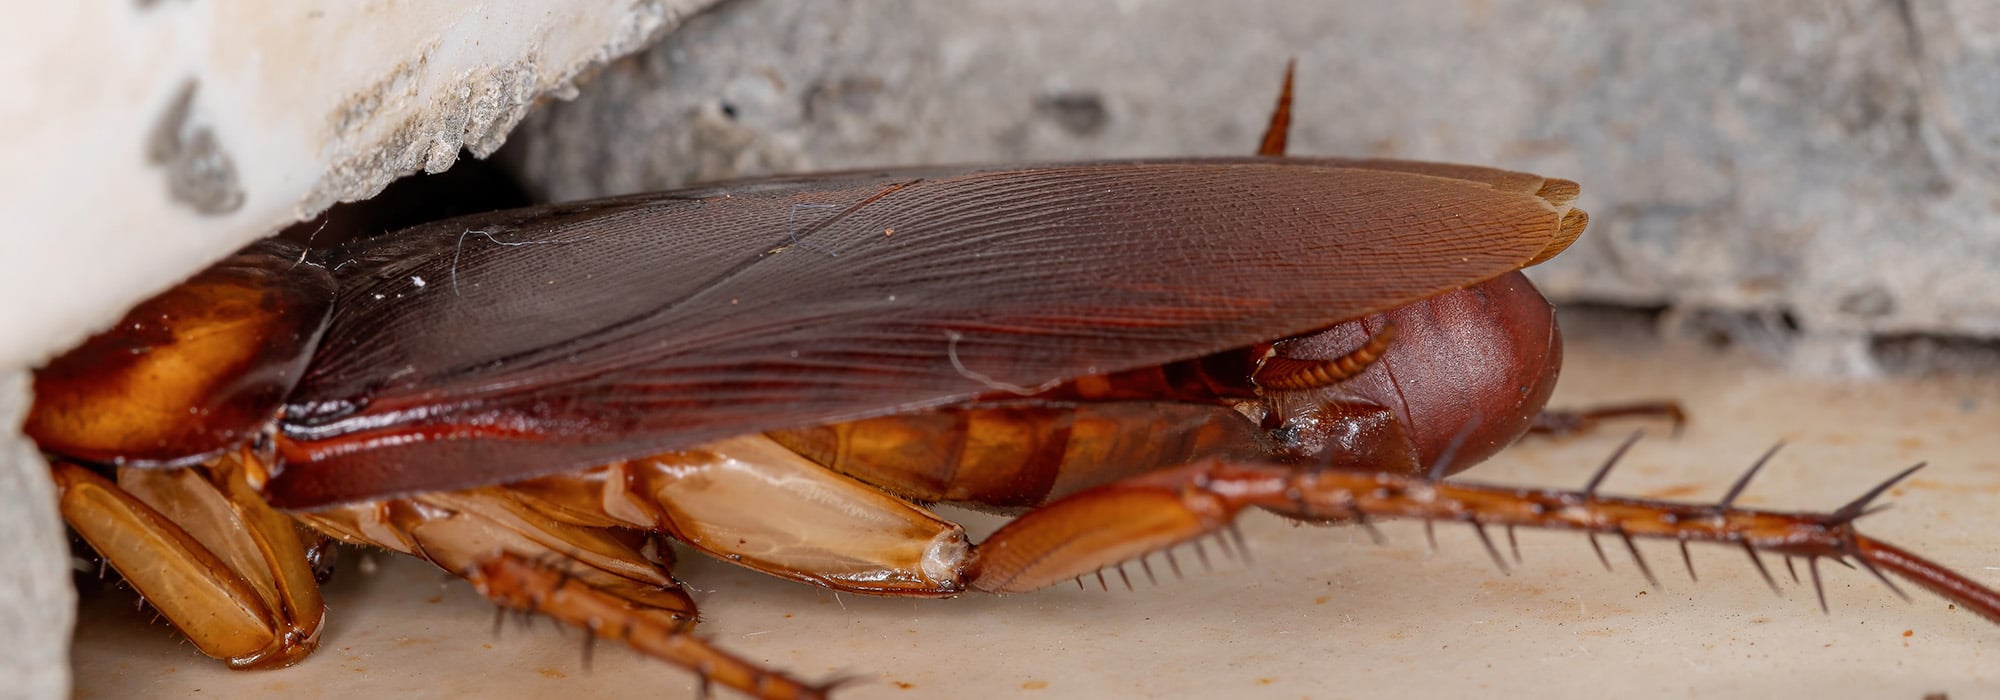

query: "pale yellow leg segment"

left=303, top=485, right=699, bottom=627
left=505, top=434, right=971, bottom=595
left=301, top=463, right=837, bottom=697
left=55, top=459, right=323, bottom=668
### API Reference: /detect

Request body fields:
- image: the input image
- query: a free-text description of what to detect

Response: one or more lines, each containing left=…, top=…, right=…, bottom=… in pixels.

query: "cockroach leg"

left=304, top=492, right=703, bottom=631
left=1225, top=523, right=1252, bottom=565
left=511, top=435, right=971, bottom=596
left=466, top=553, right=835, bottom=700
left=1354, top=512, right=1388, bottom=546
left=1587, top=532, right=1614, bottom=572
left=1530, top=401, right=1688, bottom=438
left=1256, top=58, right=1295, bottom=157
left=963, top=447, right=2000, bottom=625
left=300, top=460, right=862, bottom=697
left=1619, top=527, right=1659, bottom=587
left=1853, top=535, right=1999, bottom=614
left=1578, top=431, right=1644, bottom=496
left=1678, top=540, right=1698, bottom=582
left=51, top=457, right=324, bottom=669
left=314, top=433, right=972, bottom=602
left=1470, top=522, right=1511, bottom=574
left=1718, top=442, right=1785, bottom=510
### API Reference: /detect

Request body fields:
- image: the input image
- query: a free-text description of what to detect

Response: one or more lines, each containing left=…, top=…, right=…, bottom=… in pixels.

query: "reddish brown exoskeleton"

left=28, top=66, right=2000, bottom=698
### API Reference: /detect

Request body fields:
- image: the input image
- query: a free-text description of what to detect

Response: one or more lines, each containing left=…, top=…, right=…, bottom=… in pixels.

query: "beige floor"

left=71, top=313, right=2000, bottom=699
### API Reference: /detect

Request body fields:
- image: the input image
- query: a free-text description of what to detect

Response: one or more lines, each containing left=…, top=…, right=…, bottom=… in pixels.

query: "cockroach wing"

left=269, top=159, right=1582, bottom=508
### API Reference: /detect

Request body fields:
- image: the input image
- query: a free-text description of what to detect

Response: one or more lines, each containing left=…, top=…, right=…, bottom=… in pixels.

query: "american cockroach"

left=31, top=66, right=2000, bottom=699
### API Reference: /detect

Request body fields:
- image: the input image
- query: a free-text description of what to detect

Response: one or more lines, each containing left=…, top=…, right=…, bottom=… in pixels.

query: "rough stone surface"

left=0, top=373, right=69, bottom=700
left=508, top=0, right=2000, bottom=374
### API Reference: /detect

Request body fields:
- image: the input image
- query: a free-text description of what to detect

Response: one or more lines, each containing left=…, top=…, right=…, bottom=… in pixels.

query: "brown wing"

left=267, top=158, right=1582, bottom=508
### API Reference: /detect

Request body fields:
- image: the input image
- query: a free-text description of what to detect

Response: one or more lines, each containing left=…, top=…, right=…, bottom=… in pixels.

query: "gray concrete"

left=509, top=0, right=2000, bottom=374
left=0, top=373, right=68, bottom=700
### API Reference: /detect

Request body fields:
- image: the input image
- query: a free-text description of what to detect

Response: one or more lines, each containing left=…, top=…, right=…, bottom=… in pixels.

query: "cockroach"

left=28, top=66, right=2000, bottom=699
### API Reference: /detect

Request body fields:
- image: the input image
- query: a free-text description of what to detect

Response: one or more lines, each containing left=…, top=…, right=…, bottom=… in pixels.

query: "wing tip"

left=1526, top=206, right=1588, bottom=267
left=1534, top=178, right=1581, bottom=207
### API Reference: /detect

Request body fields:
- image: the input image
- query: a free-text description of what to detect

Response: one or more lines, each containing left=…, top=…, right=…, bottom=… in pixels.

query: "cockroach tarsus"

left=469, top=553, right=849, bottom=700
left=31, top=64, right=2000, bottom=699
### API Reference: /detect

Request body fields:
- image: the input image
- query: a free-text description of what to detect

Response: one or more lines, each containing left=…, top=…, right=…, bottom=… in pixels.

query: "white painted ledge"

left=0, top=3, right=717, bottom=697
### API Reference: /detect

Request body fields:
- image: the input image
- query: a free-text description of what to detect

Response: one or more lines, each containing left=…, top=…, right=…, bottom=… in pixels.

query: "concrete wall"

left=511, top=0, right=2000, bottom=374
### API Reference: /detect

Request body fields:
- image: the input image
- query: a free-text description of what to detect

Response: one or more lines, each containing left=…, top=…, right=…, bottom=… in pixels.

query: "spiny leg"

left=1256, top=59, right=1296, bottom=156
left=467, top=553, right=834, bottom=700
left=495, top=434, right=971, bottom=596
left=303, top=485, right=702, bottom=632
left=1530, top=401, right=1687, bottom=438
left=963, top=447, right=2000, bottom=625
left=301, top=437, right=986, bottom=695
left=307, top=476, right=839, bottom=698
left=52, top=456, right=324, bottom=668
